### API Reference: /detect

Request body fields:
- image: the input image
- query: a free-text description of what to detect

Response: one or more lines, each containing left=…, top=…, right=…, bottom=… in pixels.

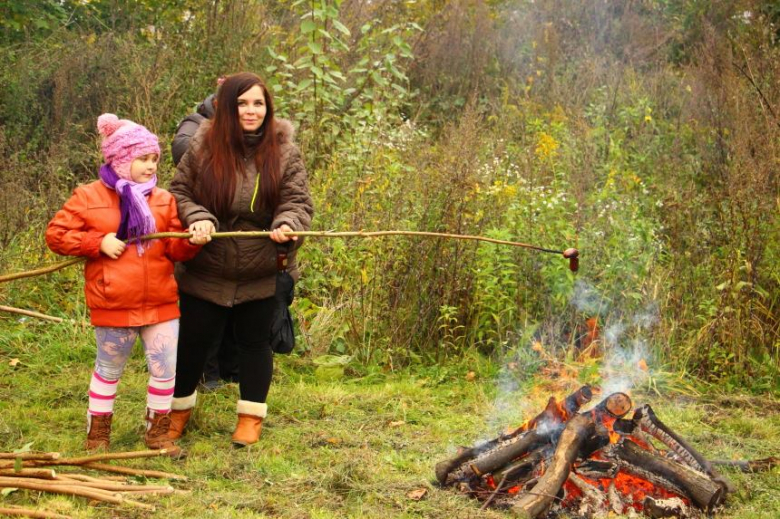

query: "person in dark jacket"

left=167, top=72, right=314, bottom=447
left=171, top=94, right=215, bottom=166
left=171, top=92, right=239, bottom=390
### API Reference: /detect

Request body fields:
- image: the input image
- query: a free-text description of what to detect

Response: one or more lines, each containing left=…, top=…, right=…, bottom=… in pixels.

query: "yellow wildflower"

left=535, top=132, right=559, bottom=160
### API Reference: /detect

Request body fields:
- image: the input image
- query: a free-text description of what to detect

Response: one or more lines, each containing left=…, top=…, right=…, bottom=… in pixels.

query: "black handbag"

left=269, top=245, right=296, bottom=354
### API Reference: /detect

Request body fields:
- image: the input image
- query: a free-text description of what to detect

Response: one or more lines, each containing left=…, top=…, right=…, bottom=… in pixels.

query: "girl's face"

left=129, top=153, right=159, bottom=183
left=237, top=85, right=266, bottom=133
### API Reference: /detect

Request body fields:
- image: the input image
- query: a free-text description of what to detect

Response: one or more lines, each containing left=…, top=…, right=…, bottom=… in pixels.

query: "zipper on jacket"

left=143, top=243, right=149, bottom=313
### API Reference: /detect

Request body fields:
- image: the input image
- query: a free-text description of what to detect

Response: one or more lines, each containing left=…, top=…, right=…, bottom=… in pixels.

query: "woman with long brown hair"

left=168, top=72, right=313, bottom=446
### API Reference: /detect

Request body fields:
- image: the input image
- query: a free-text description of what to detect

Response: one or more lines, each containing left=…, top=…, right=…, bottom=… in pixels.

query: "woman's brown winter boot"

left=85, top=413, right=112, bottom=452
left=231, top=400, right=267, bottom=447
left=168, top=391, right=197, bottom=440
left=144, top=409, right=184, bottom=458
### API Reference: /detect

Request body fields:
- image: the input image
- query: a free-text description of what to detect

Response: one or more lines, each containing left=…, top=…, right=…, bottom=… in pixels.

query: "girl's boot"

left=86, top=413, right=112, bottom=452
left=168, top=391, right=197, bottom=440
left=144, top=409, right=184, bottom=458
left=231, top=400, right=267, bottom=447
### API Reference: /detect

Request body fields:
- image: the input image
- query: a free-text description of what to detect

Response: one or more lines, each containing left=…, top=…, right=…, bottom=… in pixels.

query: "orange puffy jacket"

left=46, top=181, right=201, bottom=327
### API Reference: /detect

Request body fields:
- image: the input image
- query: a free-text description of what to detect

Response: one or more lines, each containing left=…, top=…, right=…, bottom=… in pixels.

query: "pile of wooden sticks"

left=0, top=449, right=186, bottom=517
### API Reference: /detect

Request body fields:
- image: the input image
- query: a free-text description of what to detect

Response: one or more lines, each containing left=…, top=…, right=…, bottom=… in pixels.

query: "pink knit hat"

left=97, top=114, right=161, bottom=180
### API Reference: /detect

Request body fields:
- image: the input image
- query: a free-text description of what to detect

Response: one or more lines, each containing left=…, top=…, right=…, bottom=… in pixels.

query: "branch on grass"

left=80, top=462, right=187, bottom=481
left=0, top=257, right=84, bottom=283
left=0, top=506, right=72, bottom=519
left=0, top=468, right=57, bottom=479
left=0, top=476, right=153, bottom=510
left=0, top=305, right=66, bottom=323
left=710, top=457, right=779, bottom=473
left=33, top=449, right=170, bottom=466
left=0, top=452, right=60, bottom=461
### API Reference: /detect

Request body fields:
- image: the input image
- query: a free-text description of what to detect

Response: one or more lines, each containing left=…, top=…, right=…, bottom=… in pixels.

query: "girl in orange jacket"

left=46, top=114, right=208, bottom=455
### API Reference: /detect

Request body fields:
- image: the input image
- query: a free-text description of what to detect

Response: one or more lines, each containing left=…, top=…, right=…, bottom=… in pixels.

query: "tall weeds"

left=0, top=0, right=778, bottom=391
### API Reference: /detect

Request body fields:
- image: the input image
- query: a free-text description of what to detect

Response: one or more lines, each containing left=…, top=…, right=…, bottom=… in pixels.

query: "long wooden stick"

left=43, top=480, right=174, bottom=493
left=0, top=468, right=57, bottom=479
left=710, top=457, right=779, bottom=473
left=81, top=462, right=187, bottom=481
left=55, top=473, right=128, bottom=483
left=0, top=453, right=60, bottom=461
left=0, top=476, right=123, bottom=505
left=0, top=257, right=84, bottom=283
left=0, top=230, right=571, bottom=284
left=1, top=450, right=173, bottom=471
left=0, top=305, right=65, bottom=323
left=28, top=449, right=169, bottom=466
left=0, top=507, right=72, bottom=519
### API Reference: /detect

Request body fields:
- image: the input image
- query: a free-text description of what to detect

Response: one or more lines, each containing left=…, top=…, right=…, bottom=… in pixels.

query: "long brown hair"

left=196, top=72, right=281, bottom=219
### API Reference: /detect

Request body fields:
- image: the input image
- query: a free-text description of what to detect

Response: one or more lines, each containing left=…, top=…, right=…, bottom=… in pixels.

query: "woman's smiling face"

left=237, top=85, right=266, bottom=133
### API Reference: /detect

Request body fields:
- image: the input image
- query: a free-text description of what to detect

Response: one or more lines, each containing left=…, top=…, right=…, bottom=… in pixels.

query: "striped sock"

left=88, top=371, right=119, bottom=416
left=147, top=375, right=176, bottom=413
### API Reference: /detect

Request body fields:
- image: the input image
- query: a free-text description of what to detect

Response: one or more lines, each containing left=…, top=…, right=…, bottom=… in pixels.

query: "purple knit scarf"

left=99, top=164, right=157, bottom=253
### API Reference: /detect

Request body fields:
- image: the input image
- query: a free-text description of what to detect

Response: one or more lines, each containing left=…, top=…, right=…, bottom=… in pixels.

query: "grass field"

left=0, top=319, right=778, bottom=518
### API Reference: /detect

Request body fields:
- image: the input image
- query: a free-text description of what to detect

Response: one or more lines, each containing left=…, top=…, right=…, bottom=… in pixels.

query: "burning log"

left=634, top=405, right=710, bottom=473
left=438, top=390, right=739, bottom=518
left=574, top=459, right=618, bottom=480
left=435, top=386, right=593, bottom=486
left=643, top=496, right=691, bottom=518
left=610, top=439, right=726, bottom=511
left=567, top=473, right=608, bottom=517
left=513, top=385, right=593, bottom=437
left=491, top=447, right=550, bottom=488
left=607, top=481, right=625, bottom=515
left=593, top=391, right=633, bottom=418
left=633, top=404, right=734, bottom=492
left=563, top=385, right=594, bottom=416
left=455, top=430, right=548, bottom=482
left=511, top=413, right=595, bottom=519
left=436, top=430, right=549, bottom=486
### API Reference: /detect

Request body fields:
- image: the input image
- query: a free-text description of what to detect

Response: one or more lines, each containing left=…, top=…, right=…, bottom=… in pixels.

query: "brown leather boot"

left=85, top=413, right=112, bottom=452
left=145, top=409, right=185, bottom=458
left=168, top=391, right=197, bottom=440
left=231, top=400, right=267, bottom=447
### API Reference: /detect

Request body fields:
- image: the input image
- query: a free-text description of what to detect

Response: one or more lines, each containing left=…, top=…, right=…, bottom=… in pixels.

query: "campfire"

left=435, top=386, right=734, bottom=518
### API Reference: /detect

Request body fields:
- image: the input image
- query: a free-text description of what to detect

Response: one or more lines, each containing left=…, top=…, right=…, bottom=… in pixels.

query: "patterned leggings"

left=89, top=319, right=179, bottom=415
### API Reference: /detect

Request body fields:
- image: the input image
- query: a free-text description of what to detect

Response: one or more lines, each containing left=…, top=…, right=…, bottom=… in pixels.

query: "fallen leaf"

left=637, top=359, right=649, bottom=372
left=326, top=437, right=341, bottom=445
left=8, top=358, right=20, bottom=367
left=465, top=371, right=476, bottom=381
left=532, top=341, right=544, bottom=352
left=507, top=362, right=518, bottom=370
left=388, top=420, right=405, bottom=428
left=407, top=488, right=427, bottom=501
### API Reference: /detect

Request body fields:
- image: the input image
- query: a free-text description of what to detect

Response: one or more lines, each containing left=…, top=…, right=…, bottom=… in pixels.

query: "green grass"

left=0, top=319, right=778, bottom=518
